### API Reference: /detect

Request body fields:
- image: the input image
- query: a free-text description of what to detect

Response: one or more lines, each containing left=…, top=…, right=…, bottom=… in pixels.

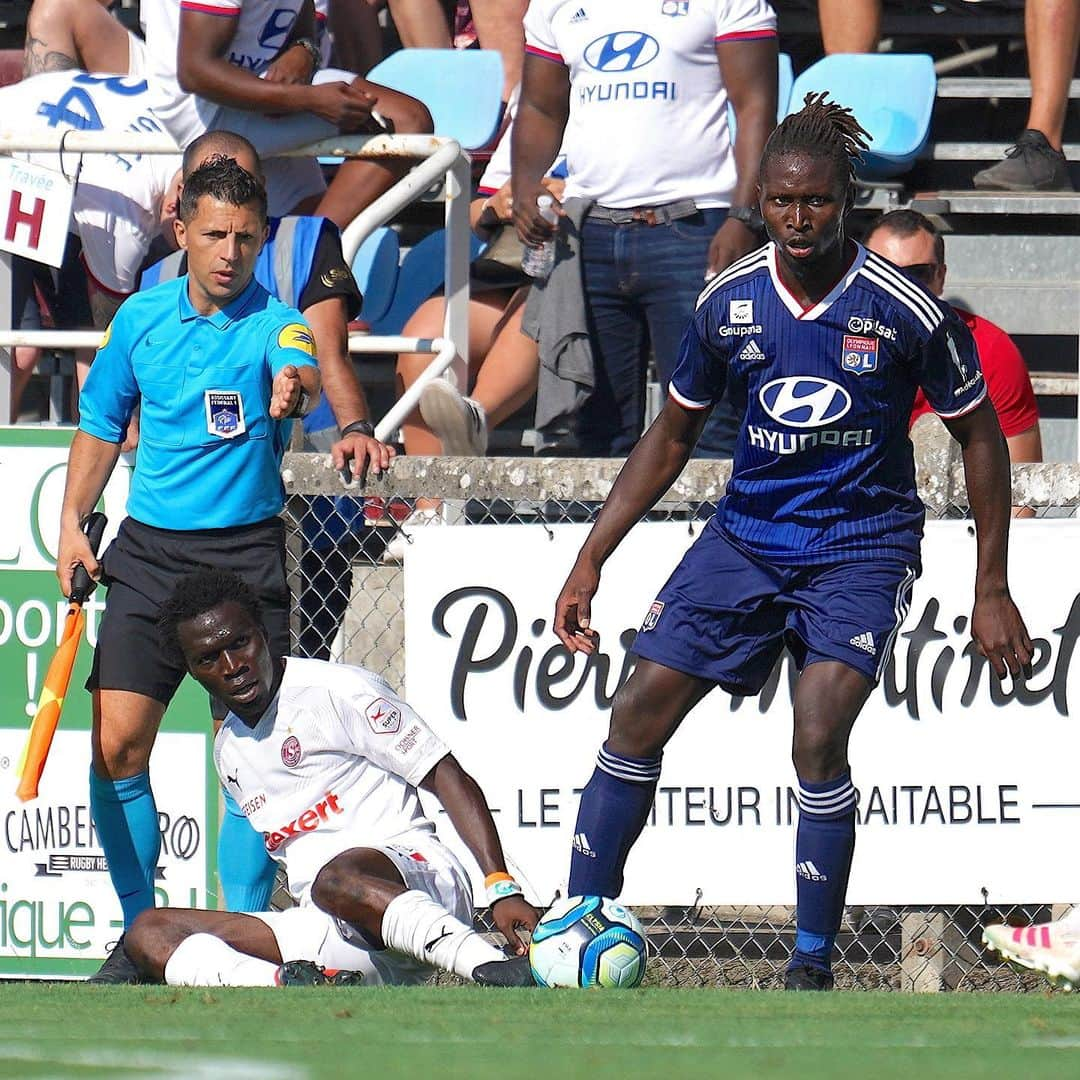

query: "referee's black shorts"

left=87, top=516, right=290, bottom=707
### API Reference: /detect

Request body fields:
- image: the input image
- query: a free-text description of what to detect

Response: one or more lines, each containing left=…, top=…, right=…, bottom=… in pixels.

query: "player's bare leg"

left=568, top=660, right=713, bottom=899
left=786, top=660, right=873, bottom=990
left=127, top=908, right=282, bottom=980
left=310, top=847, right=515, bottom=982
left=23, top=0, right=133, bottom=77
left=312, top=82, right=434, bottom=229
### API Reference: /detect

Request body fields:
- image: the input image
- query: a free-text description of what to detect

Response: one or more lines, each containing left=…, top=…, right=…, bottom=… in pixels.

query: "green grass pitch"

left=0, top=985, right=1078, bottom=1078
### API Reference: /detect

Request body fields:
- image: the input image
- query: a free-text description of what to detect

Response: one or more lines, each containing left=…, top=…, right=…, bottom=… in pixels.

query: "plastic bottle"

left=522, top=195, right=558, bottom=279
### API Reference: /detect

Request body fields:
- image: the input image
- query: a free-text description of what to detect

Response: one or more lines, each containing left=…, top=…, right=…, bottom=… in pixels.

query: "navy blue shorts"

left=631, top=522, right=917, bottom=694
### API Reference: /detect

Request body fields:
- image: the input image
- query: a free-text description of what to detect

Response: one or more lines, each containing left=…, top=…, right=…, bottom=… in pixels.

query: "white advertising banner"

left=0, top=430, right=216, bottom=980
left=0, top=731, right=209, bottom=974
left=404, top=520, right=1080, bottom=907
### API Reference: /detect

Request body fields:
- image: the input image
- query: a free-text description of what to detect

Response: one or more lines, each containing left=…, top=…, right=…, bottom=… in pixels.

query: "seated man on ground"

left=125, top=568, right=539, bottom=987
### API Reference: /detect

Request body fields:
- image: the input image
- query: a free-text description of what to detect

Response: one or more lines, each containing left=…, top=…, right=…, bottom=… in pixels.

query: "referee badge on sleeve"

left=205, top=390, right=246, bottom=439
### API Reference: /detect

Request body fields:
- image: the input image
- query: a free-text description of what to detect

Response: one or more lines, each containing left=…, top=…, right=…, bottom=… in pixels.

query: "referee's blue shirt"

left=79, top=275, right=317, bottom=530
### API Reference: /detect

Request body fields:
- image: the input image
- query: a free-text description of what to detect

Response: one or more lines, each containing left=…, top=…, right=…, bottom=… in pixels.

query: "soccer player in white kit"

left=125, top=568, right=540, bottom=988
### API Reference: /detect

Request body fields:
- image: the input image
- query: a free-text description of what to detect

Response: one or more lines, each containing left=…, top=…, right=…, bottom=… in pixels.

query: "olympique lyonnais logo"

left=841, top=334, right=879, bottom=374
left=280, top=735, right=303, bottom=768
left=641, top=601, right=664, bottom=632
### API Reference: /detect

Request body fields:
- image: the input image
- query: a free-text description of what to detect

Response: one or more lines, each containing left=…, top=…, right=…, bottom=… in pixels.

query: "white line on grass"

left=0, top=1043, right=307, bottom=1078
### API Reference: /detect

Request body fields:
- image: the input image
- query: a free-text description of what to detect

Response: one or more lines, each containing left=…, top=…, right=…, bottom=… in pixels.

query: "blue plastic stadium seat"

left=727, top=52, right=794, bottom=141
left=369, top=228, right=485, bottom=337
left=350, top=226, right=400, bottom=326
left=366, top=49, right=504, bottom=150
left=785, top=54, right=937, bottom=178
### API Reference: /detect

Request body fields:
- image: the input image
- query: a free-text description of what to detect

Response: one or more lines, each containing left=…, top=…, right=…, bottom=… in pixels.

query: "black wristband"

left=341, top=420, right=375, bottom=439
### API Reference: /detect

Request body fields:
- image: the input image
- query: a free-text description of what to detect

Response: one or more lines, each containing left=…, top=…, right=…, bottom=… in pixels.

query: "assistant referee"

left=56, top=157, right=321, bottom=983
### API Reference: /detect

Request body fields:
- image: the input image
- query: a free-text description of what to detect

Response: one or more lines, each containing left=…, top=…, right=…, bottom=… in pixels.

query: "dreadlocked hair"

left=760, top=92, right=870, bottom=185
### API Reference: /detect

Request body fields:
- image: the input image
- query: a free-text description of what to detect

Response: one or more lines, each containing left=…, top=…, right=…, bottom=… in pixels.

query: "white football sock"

left=163, top=932, right=280, bottom=987
left=379, top=889, right=503, bottom=980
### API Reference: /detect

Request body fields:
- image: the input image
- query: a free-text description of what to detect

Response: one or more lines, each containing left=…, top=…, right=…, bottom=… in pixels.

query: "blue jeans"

left=577, top=208, right=739, bottom=457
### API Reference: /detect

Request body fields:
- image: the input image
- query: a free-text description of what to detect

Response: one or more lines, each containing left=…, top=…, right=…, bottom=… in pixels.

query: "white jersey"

left=477, top=85, right=566, bottom=194
left=1, top=72, right=181, bottom=294
left=214, top=658, right=451, bottom=902
left=142, top=0, right=308, bottom=145
left=523, top=0, right=776, bottom=208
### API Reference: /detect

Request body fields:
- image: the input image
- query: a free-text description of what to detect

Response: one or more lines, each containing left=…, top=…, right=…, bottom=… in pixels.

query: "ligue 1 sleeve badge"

left=205, top=389, right=247, bottom=439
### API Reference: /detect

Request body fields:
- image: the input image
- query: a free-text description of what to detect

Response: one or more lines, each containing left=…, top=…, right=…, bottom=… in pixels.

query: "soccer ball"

left=529, top=895, right=647, bottom=988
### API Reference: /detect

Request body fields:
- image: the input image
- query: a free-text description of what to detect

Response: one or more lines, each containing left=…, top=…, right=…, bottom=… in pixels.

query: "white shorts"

left=250, top=835, right=474, bottom=986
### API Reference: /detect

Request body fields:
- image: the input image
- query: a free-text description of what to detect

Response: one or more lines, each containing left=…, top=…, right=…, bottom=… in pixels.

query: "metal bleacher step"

left=908, top=191, right=1080, bottom=215
left=924, top=142, right=1080, bottom=161
left=936, top=78, right=1080, bottom=100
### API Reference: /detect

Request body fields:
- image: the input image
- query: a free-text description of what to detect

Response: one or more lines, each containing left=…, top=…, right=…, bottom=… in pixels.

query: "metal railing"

left=0, top=131, right=474, bottom=421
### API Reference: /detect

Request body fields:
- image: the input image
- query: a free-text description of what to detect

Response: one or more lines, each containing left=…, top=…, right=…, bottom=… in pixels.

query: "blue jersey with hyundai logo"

left=670, top=242, right=986, bottom=566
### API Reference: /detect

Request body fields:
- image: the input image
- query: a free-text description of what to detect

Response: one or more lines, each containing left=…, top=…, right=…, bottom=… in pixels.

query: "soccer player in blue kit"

left=553, top=95, right=1034, bottom=991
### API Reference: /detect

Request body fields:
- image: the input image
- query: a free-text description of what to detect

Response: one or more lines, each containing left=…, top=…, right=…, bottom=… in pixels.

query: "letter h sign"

left=0, top=157, right=75, bottom=268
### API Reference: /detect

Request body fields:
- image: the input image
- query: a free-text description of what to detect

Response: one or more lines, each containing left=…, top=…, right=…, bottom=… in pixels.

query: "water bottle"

left=522, top=195, right=558, bottom=279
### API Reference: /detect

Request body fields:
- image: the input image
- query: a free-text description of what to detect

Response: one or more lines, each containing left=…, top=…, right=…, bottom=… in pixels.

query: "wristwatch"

left=293, top=37, right=321, bottom=78
left=341, top=420, right=375, bottom=439
left=288, top=387, right=311, bottom=418
left=727, top=205, right=762, bottom=229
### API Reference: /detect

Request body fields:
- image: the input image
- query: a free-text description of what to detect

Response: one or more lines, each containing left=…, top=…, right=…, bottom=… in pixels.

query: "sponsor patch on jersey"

left=661, top=0, right=689, bottom=15
left=366, top=697, right=402, bottom=735
left=280, top=735, right=303, bottom=768
left=277, top=322, right=316, bottom=357
left=729, top=299, right=754, bottom=325
left=841, top=334, right=878, bottom=375
left=99, top=321, right=113, bottom=351
left=204, top=390, right=246, bottom=439
left=319, top=266, right=352, bottom=289
left=641, top=600, right=664, bottom=631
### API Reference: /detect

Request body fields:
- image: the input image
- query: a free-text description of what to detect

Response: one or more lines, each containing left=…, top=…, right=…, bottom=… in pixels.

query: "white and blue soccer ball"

left=529, top=895, right=647, bottom=988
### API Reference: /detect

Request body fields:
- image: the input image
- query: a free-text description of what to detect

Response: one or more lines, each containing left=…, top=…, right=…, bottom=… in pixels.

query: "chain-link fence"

left=276, top=438, right=1080, bottom=991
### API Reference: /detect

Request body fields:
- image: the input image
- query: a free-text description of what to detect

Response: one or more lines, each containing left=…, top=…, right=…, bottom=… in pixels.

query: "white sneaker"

left=419, top=378, right=488, bottom=456
left=381, top=506, right=445, bottom=564
left=983, top=917, right=1080, bottom=989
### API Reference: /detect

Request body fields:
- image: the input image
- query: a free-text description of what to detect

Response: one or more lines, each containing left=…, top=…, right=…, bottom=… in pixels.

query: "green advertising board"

left=0, top=427, right=218, bottom=979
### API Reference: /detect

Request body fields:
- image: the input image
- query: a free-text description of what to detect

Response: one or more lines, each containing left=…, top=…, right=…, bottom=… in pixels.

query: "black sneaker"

left=472, top=955, right=536, bottom=987
left=277, top=961, right=364, bottom=987
left=784, top=963, right=834, bottom=991
left=973, top=129, right=1074, bottom=192
left=87, top=934, right=141, bottom=985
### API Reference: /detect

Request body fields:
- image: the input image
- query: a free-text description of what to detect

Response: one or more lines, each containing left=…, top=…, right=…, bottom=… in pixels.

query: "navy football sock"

left=792, top=771, right=857, bottom=973
left=568, top=743, right=661, bottom=898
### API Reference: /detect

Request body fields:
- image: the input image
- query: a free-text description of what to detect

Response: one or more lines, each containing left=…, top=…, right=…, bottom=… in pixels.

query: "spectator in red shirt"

left=864, top=210, right=1042, bottom=470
